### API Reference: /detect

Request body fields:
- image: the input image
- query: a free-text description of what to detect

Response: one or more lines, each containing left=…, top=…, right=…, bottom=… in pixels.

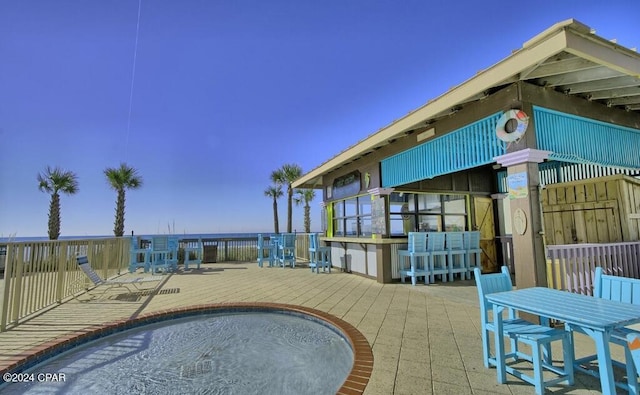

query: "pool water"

left=3, top=312, right=354, bottom=395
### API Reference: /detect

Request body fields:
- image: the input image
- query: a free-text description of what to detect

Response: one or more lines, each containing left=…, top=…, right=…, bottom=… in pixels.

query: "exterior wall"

left=326, top=241, right=393, bottom=282
left=400, top=166, right=495, bottom=194
left=541, top=174, right=640, bottom=244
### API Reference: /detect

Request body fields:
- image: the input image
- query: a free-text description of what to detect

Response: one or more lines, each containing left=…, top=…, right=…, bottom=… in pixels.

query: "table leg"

left=493, top=304, right=507, bottom=384
left=592, top=331, right=615, bottom=395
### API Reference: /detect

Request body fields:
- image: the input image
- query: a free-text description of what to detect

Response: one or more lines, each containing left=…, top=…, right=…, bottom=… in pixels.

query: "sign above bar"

left=332, top=171, right=361, bottom=199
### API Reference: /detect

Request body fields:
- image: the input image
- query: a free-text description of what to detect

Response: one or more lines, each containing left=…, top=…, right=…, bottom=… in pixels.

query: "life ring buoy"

left=496, top=109, right=529, bottom=142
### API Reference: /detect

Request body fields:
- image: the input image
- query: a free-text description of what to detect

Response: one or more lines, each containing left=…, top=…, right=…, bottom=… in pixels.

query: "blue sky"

left=1, top=1, right=639, bottom=238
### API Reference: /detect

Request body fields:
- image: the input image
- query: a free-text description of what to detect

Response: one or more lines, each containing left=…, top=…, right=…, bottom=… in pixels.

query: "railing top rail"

left=547, top=241, right=640, bottom=250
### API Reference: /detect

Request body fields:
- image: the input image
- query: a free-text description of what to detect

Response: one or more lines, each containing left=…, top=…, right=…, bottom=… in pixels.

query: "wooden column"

left=495, top=149, right=551, bottom=290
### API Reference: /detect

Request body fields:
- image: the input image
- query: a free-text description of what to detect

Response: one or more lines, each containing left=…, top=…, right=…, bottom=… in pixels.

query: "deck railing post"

left=0, top=243, right=14, bottom=331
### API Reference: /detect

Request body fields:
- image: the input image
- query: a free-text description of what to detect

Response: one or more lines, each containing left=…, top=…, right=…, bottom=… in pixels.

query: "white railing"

left=546, top=241, right=640, bottom=295
left=138, top=234, right=312, bottom=263
left=0, top=238, right=129, bottom=331
left=0, top=234, right=314, bottom=332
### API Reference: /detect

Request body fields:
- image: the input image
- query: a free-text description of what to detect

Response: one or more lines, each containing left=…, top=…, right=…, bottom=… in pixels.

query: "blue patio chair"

left=445, top=232, right=467, bottom=281
left=475, top=266, right=574, bottom=395
left=149, top=236, right=177, bottom=274
left=572, top=267, right=640, bottom=393
left=463, top=231, right=482, bottom=278
left=182, top=238, right=202, bottom=270
left=308, top=233, right=331, bottom=273
left=167, top=237, right=179, bottom=270
left=257, top=234, right=274, bottom=268
left=128, top=237, right=150, bottom=273
left=426, top=232, right=448, bottom=283
left=268, top=234, right=281, bottom=267
left=278, top=233, right=296, bottom=268
left=398, top=232, right=430, bottom=285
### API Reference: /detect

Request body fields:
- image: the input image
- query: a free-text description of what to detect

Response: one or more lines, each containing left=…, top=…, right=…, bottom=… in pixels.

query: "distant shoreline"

left=0, top=232, right=276, bottom=243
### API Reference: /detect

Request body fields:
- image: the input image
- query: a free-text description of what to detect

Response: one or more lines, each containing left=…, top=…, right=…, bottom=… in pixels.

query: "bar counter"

left=320, top=236, right=408, bottom=283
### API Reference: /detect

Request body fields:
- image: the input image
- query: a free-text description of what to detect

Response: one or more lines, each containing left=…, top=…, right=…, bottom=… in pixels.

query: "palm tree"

left=264, top=185, right=283, bottom=234
left=270, top=163, right=302, bottom=233
left=104, top=163, right=143, bottom=237
left=37, top=166, right=79, bottom=240
left=294, top=189, right=315, bottom=233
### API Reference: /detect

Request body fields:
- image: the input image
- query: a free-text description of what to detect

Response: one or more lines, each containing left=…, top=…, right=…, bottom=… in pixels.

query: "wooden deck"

left=0, top=262, right=619, bottom=394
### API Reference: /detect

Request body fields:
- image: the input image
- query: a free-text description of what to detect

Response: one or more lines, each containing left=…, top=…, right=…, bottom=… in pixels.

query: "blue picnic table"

left=487, top=287, right=640, bottom=395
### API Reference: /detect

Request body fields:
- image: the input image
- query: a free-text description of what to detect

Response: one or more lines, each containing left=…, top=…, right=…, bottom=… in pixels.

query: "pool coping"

left=0, top=302, right=373, bottom=395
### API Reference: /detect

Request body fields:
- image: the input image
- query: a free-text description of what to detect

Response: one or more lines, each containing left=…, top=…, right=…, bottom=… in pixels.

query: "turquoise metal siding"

left=381, top=113, right=505, bottom=187
left=534, top=106, right=640, bottom=170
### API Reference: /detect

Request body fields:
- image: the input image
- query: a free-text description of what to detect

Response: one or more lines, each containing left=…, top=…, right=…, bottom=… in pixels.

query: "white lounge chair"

left=75, top=255, right=164, bottom=297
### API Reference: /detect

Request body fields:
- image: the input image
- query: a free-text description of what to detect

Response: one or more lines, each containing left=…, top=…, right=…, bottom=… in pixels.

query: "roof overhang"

left=293, top=19, right=640, bottom=189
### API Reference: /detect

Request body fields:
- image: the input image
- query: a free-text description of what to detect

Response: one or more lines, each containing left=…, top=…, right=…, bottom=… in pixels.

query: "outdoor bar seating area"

left=256, top=233, right=332, bottom=272
left=397, top=231, right=481, bottom=286
left=128, top=236, right=202, bottom=274
left=255, top=233, right=297, bottom=268
left=476, top=266, right=640, bottom=395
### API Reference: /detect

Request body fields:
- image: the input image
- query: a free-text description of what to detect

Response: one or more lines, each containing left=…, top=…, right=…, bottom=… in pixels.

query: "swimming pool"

left=0, top=303, right=373, bottom=394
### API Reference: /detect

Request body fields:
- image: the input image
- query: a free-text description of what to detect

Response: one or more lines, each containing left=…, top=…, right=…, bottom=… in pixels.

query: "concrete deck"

left=0, top=262, right=625, bottom=394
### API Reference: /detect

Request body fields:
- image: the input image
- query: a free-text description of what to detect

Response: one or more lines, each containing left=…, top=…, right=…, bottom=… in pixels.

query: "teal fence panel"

left=534, top=106, right=640, bottom=170
left=381, top=112, right=505, bottom=187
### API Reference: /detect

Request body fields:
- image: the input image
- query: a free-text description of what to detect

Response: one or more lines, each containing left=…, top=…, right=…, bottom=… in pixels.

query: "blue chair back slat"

left=594, top=267, right=640, bottom=305
left=464, top=231, right=481, bottom=249
left=309, top=233, right=318, bottom=251
left=281, top=233, right=296, bottom=249
left=426, top=232, right=445, bottom=251
left=408, top=232, right=427, bottom=253
left=168, top=237, right=179, bottom=251
left=446, top=232, right=464, bottom=250
left=475, top=266, right=514, bottom=321
left=152, top=236, right=169, bottom=251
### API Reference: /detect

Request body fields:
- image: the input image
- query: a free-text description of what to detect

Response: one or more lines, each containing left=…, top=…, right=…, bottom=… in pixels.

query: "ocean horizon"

left=0, top=232, right=282, bottom=243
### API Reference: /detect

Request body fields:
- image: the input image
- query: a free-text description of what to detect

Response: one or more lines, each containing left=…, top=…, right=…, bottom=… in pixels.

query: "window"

left=332, top=195, right=372, bottom=237
left=389, top=192, right=468, bottom=236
